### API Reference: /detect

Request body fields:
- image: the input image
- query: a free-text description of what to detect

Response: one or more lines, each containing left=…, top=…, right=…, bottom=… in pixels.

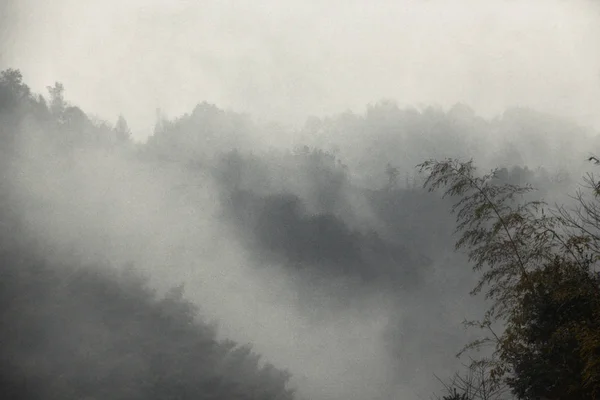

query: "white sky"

left=3, top=0, right=600, bottom=140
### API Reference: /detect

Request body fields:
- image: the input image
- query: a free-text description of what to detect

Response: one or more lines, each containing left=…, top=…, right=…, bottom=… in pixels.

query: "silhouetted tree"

left=46, top=82, right=66, bottom=117
left=114, top=114, right=131, bottom=142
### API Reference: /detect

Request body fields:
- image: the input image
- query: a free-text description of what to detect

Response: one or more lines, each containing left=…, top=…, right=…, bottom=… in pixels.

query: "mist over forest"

left=2, top=1, right=600, bottom=400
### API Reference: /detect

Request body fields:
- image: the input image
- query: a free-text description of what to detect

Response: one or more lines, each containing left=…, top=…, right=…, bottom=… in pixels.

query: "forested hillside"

left=0, top=69, right=294, bottom=400
left=1, top=68, right=599, bottom=400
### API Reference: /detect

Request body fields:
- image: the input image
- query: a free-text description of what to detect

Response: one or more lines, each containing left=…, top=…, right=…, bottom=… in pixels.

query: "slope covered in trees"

left=0, top=69, right=295, bottom=400
left=2, top=68, right=599, bottom=400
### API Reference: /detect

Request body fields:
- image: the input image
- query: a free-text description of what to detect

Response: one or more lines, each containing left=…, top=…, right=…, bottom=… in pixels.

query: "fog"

left=3, top=0, right=600, bottom=139
left=2, top=2, right=600, bottom=400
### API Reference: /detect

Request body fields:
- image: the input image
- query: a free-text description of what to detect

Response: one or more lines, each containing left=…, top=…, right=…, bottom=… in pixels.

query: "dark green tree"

left=419, top=158, right=600, bottom=400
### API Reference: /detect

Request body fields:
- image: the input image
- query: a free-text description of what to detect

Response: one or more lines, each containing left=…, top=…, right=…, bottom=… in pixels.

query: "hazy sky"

left=3, top=0, right=600, bottom=139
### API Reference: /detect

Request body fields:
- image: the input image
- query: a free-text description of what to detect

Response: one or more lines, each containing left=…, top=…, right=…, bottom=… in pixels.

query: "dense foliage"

left=421, top=159, right=600, bottom=400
